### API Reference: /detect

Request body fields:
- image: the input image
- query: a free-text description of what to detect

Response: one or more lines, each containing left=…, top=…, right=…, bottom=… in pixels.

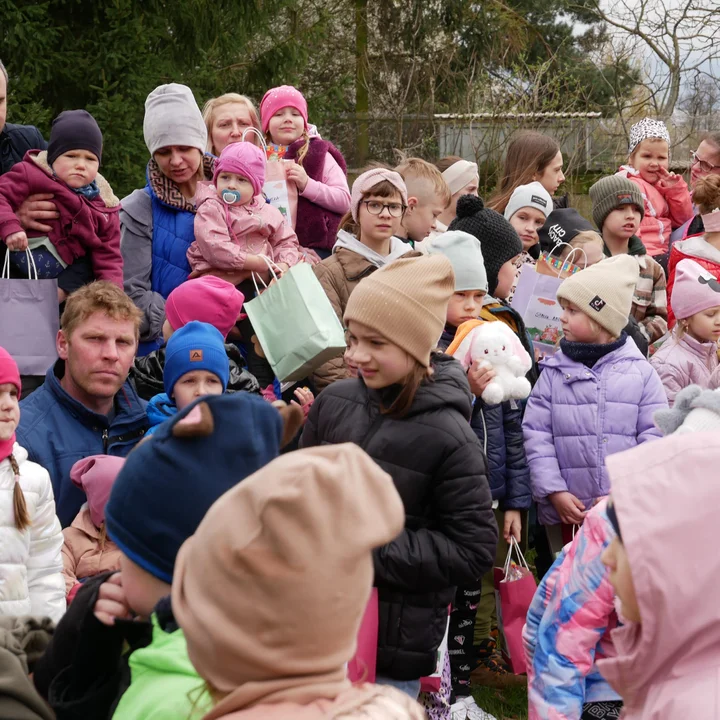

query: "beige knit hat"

left=344, top=256, right=455, bottom=367
left=556, top=254, right=639, bottom=337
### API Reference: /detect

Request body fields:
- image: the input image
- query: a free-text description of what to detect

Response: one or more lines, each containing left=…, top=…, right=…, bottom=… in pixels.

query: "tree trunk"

left=355, top=0, right=369, bottom=167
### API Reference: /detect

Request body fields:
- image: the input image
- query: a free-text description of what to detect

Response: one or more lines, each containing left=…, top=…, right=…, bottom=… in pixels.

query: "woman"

left=121, top=83, right=213, bottom=354
left=433, top=155, right=480, bottom=234
left=202, top=93, right=262, bottom=156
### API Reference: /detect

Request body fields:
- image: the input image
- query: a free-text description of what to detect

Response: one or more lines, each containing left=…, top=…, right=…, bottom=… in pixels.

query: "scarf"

left=560, top=332, right=627, bottom=368
left=146, top=154, right=215, bottom=212
left=71, top=180, right=101, bottom=200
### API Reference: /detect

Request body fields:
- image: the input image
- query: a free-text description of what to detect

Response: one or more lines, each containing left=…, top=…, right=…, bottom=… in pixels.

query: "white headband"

left=442, top=160, right=479, bottom=196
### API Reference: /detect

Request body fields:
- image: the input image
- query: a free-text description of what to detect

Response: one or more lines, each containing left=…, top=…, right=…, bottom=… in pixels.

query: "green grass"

left=472, top=684, right=528, bottom=720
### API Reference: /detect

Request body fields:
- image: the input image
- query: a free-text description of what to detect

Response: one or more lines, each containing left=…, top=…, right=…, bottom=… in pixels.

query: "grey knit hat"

left=589, top=176, right=645, bottom=231
left=654, top=386, right=720, bottom=435
left=143, top=83, right=207, bottom=156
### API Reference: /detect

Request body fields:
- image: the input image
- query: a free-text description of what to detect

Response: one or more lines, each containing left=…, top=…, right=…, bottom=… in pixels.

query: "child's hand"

left=6, top=231, right=28, bottom=251
left=467, top=360, right=496, bottom=398
left=292, top=386, right=314, bottom=408
left=503, top=510, right=522, bottom=543
left=93, top=572, right=133, bottom=627
left=285, top=163, right=309, bottom=192
left=275, top=262, right=290, bottom=276
left=549, top=491, right=587, bottom=525
left=657, top=166, right=681, bottom=188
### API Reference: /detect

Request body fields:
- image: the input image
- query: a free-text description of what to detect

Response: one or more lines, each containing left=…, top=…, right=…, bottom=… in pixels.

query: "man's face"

left=57, top=312, right=137, bottom=403
left=0, top=71, right=7, bottom=135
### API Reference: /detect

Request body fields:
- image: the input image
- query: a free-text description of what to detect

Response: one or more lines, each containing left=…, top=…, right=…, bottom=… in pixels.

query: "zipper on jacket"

left=102, top=428, right=109, bottom=452
left=106, top=426, right=148, bottom=450
left=359, top=416, right=384, bottom=452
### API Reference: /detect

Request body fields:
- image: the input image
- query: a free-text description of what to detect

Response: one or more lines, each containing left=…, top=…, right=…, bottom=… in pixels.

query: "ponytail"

left=9, top=454, right=30, bottom=531
left=295, top=129, right=311, bottom=167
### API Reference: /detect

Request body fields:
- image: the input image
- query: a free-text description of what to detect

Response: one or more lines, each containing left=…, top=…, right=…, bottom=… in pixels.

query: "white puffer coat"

left=0, top=443, right=65, bottom=622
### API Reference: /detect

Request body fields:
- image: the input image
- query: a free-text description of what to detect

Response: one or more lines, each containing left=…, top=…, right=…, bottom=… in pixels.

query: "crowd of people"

left=1, top=56, right=720, bottom=720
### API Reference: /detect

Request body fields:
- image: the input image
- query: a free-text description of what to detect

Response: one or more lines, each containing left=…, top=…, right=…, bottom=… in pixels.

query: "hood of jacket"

left=673, top=235, right=720, bottom=265
left=598, top=432, right=720, bottom=714
left=146, top=393, right=177, bottom=429
left=334, top=230, right=410, bottom=269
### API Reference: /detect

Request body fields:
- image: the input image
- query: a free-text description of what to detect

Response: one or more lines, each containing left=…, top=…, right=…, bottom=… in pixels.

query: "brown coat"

left=312, top=247, right=420, bottom=389
left=61, top=509, right=121, bottom=596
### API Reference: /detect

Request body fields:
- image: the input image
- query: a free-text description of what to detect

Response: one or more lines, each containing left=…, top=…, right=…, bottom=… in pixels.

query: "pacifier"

left=221, top=189, right=243, bottom=205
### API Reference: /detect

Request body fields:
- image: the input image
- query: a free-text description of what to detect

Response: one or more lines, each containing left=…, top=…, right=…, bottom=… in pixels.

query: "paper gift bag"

left=0, top=251, right=59, bottom=375
left=263, top=160, right=298, bottom=227
left=493, top=538, right=537, bottom=675
left=420, top=611, right=450, bottom=693
left=348, top=588, right=378, bottom=683
left=244, top=262, right=346, bottom=382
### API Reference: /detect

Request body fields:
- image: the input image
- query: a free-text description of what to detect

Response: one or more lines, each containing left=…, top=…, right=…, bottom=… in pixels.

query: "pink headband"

left=259, top=86, right=308, bottom=135
left=351, top=169, right=408, bottom=222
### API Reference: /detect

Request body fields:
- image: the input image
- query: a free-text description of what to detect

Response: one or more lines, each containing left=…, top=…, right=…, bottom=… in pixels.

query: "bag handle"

left=544, top=243, right=588, bottom=277
left=503, top=536, right=530, bottom=576
left=2, top=249, right=39, bottom=281
left=242, top=127, right=268, bottom=154
left=250, top=254, right=283, bottom=295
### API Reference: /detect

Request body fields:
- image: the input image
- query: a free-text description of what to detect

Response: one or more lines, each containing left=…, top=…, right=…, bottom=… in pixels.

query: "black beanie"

left=47, top=110, right=103, bottom=167
left=448, top=195, right=522, bottom=296
left=538, top=208, right=596, bottom=255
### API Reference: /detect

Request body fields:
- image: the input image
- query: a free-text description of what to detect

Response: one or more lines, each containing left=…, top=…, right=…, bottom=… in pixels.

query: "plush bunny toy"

left=449, top=320, right=532, bottom=405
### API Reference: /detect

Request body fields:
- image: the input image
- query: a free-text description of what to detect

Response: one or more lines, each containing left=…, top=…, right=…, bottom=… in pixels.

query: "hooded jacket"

left=598, top=433, right=720, bottom=718
left=0, top=150, right=122, bottom=285
left=0, top=444, right=65, bottom=623
left=523, top=338, right=667, bottom=525
left=300, top=354, right=498, bottom=680
left=0, top=122, right=46, bottom=175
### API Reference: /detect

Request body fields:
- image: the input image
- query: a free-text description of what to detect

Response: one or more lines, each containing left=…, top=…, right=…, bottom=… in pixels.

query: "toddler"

left=523, top=255, right=667, bottom=557
left=188, top=140, right=302, bottom=276
left=0, top=347, right=64, bottom=622
left=617, top=118, right=693, bottom=262
left=260, top=85, right=350, bottom=256
left=146, top=321, right=230, bottom=434
left=651, top=259, right=720, bottom=405
left=0, top=109, right=122, bottom=288
left=62, top=455, right=124, bottom=600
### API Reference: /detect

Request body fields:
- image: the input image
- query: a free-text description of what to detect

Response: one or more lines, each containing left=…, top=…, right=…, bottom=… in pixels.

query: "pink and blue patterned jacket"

left=523, top=499, right=620, bottom=719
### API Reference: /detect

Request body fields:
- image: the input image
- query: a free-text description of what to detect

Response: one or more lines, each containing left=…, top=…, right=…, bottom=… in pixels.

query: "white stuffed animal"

left=450, top=322, right=532, bottom=405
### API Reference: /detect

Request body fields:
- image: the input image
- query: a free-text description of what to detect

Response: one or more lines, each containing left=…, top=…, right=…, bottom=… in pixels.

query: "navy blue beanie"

left=105, top=393, right=283, bottom=583
left=47, top=110, right=103, bottom=167
left=164, top=321, right=230, bottom=397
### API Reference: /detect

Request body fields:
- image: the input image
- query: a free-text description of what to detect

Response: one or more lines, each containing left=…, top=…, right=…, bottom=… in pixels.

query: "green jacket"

left=111, top=614, right=211, bottom=719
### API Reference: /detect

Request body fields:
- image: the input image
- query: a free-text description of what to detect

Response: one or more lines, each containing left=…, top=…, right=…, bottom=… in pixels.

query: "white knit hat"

left=504, top=181, right=553, bottom=221
left=628, top=118, right=671, bottom=155
left=425, top=230, right=488, bottom=293
left=143, top=83, right=208, bottom=156
left=556, top=254, right=639, bottom=337
left=655, top=386, right=720, bottom=435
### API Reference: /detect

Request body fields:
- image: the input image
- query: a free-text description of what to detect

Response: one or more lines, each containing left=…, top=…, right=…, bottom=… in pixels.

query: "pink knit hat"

left=213, top=141, right=266, bottom=198
left=259, top=85, right=308, bottom=134
left=70, top=455, right=126, bottom=528
left=671, top=259, right=720, bottom=320
left=350, top=168, right=408, bottom=222
left=0, top=347, right=20, bottom=395
left=165, top=277, right=244, bottom=339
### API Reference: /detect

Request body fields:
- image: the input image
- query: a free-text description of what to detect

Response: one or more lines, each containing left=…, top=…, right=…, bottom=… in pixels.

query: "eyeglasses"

left=361, top=200, right=406, bottom=218
left=691, top=151, right=720, bottom=174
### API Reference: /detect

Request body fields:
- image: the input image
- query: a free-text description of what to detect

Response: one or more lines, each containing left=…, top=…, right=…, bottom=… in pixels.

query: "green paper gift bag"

left=244, top=262, right=346, bottom=382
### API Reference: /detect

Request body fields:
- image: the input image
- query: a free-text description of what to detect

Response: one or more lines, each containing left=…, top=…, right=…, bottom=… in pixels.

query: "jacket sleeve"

left=662, top=177, right=694, bottom=229
left=650, top=354, right=685, bottom=407
left=528, top=511, right=617, bottom=720
left=269, top=213, right=303, bottom=267
left=501, top=400, right=532, bottom=510
left=88, top=212, right=123, bottom=287
left=298, top=392, right=321, bottom=447
left=61, top=531, right=78, bottom=596
left=373, top=439, right=498, bottom=592
left=300, top=153, right=351, bottom=215
left=637, top=365, right=669, bottom=442
left=191, top=198, right=248, bottom=271
left=0, top=161, right=30, bottom=239
left=523, top=371, right=567, bottom=500
left=311, top=262, right=348, bottom=389
left=638, top=258, right=668, bottom=343
left=120, top=191, right=166, bottom=343
left=27, top=472, right=66, bottom=624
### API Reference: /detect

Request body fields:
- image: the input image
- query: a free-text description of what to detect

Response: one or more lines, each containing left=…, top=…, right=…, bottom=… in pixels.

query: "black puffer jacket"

left=0, top=122, right=46, bottom=175
left=129, top=343, right=260, bottom=400
left=301, top=354, right=498, bottom=680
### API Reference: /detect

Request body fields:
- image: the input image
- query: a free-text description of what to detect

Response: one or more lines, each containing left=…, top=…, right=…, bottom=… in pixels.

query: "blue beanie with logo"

left=105, top=393, right=284, bottom=583
left=164, top=321, right=230, bottom=397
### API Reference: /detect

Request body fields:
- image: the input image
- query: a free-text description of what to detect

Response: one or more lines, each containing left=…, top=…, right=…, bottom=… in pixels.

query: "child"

left=394, top=157, right=452, bottom=247
left=188, top=140, right=303, bottom=275
left=130, top=275, right=259, bottom=400
left=172, top=444, right=425, bottom=720
left=651, top=259, right=720, bottom=405
left=433, top=156, right=480, bottom=235
left=589, top=176, right=668, bottom=343
left=146, top=321, right=230, bottom=434
left=617, top=118, right=693, bottom=263
left=667, top=175, right=720, bottom=327
left=313, top=167, right=414, bottom=388
left=62, top=455, right=124, bottom=600
left=0, top=347, right=65, bottom=622
left=523, top=254, right=667, bottom=557
left=538, top=207, right=598, bottom=259
left=503, top=182, right=553, bottom=300
left=301, top=255, right=498, bottom=701
left=427, top=231, right=529, bottom=713
left=0, top=109, right=122, bottom=288
left=260, top=85, right=351, bottom=257
left=599, top=433, right=720, bottom=719
left=33, top=393, right=303, bottom=719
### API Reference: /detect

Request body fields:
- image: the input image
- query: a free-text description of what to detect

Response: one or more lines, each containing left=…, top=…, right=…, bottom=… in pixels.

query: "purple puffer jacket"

left=523, top=339, right=668, bottom=525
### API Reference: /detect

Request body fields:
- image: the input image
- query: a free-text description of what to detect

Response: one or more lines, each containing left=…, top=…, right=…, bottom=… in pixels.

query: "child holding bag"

left=260, top=85, right=351, bottom=257
left=523, top=255, right=667, bottom=556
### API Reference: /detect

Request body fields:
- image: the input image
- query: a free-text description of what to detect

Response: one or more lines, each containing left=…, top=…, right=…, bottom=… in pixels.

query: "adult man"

left=17, top=281, right=148, bottom=527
